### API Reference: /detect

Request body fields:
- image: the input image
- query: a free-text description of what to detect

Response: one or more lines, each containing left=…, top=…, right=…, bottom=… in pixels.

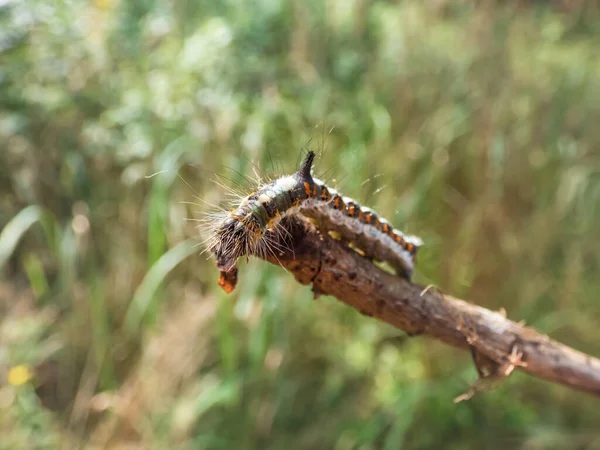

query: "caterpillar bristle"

left=200, top=150, right=422, bottom=290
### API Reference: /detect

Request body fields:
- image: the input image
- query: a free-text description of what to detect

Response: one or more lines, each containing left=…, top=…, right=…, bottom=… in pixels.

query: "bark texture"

left=245, top=219, right=600, bottom=397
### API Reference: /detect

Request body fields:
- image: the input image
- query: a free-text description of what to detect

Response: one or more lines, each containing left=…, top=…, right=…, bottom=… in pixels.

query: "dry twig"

left=218, top=218, right=600, bottom=398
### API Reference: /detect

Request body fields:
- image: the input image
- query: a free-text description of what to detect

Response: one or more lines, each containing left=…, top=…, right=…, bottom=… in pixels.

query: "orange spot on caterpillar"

left=406, top=243, right=414, bottom=254
left=267, top=210, right=281, bottom=228
left=381, top=223, right=389, bottom=233
left=364, top=213, right=372, bottom=224
left=303, top=181, right=311, bottom=197
left=312, top=183, right=317, bottom=197
left=321, top=187, right=330, bottom=201
left=333, top=196, right=340, bottom=209
left=218, top=268, right=238, bottom=294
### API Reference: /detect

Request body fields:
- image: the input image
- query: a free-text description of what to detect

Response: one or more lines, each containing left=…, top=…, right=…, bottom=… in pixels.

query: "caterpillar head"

left=210, top=151, right=315, bottom=272
left=211, top=215, right=263, bottom=272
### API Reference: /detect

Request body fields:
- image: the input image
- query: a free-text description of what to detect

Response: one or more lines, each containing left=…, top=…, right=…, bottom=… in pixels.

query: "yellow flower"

left=7, top=365, right=33, bottom=386
left=95, top=0, right=114, bottom=10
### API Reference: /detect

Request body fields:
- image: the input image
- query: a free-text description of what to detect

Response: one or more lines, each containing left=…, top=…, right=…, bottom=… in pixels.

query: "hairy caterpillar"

left=205, top=151, right=422, bottom=291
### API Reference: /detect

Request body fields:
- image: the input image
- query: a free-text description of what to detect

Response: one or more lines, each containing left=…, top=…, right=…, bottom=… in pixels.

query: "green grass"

left=1, top=0, right=600, bottom=448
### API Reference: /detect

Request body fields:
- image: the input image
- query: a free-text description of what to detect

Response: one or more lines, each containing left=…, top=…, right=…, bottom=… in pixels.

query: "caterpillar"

left=205, top=151, right=422, bottom=291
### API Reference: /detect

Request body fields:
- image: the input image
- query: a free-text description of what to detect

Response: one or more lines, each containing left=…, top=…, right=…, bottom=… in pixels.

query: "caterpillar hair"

left=204, top=151, right=422, bottom=289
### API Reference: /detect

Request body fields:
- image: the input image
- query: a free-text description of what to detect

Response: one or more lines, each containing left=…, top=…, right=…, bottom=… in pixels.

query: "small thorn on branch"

left=455, top=344, right=527, bottom=403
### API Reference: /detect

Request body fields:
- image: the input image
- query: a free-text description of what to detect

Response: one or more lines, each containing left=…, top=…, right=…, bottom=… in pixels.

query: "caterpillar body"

left=208, top=151, right=422, bottom=287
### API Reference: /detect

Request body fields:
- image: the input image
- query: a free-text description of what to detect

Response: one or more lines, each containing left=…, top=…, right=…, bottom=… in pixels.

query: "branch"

left=219, top=218, right=600, bottom=397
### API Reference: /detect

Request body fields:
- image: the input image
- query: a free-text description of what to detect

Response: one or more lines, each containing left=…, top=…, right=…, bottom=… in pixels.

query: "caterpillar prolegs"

left=206, top=151, right=422, bottom=292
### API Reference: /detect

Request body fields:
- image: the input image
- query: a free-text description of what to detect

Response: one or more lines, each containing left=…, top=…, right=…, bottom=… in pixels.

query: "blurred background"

left=1, top=0, right=600, bottom=448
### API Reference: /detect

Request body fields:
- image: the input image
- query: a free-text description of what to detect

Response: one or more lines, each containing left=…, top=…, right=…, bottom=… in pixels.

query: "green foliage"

left=1, top=0, right=600, bottom=448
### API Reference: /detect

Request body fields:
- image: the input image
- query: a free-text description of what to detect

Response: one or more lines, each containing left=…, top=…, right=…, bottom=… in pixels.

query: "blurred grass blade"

left=383, top=383, right=424, bottom=450
left=23, top=253, right=50, bottom=300
left=172, top=377, right=241, bottom=432
left=0, top=205, right=44, bottom=272
left=125, top=238, right=198, bottom=333
left=148, top=136, right=191, bottom=266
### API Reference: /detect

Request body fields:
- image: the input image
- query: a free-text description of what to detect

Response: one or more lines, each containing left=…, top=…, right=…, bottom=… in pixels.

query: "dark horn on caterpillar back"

left=298, top=151, right=316, bottom=180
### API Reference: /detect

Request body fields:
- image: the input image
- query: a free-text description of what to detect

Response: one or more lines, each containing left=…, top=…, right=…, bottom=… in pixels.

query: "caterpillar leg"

left=218, top=266, right=238, bottom=293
